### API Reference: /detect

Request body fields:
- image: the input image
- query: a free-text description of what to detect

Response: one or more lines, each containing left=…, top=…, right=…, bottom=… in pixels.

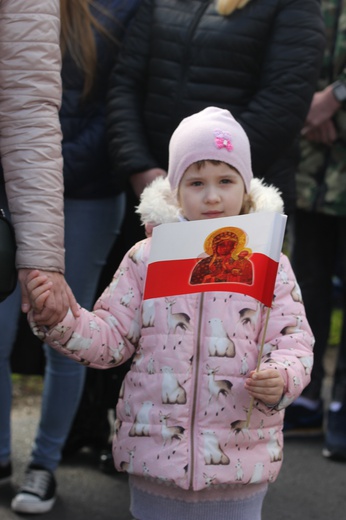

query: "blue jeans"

left=0, top=191, right=125, bottom=471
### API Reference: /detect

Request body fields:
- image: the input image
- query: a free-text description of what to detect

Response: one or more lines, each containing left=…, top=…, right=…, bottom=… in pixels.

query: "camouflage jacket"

left=297, top=0, right=346, bottom=215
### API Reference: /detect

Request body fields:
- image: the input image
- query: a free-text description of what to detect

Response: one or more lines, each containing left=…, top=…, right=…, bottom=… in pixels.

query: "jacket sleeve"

left=28, top=239, right=151, bottom=369
left=106, top=0, right=157, bottom=182
left=238, top=0, right=325, bottom=176
left=0, top=0, right=65, bottom=272
left=255, top=253, right=314, bottom=415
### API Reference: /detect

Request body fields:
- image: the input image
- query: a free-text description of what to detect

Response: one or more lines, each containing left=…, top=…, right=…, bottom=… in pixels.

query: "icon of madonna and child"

left=190, top=226, right=253, bottom=286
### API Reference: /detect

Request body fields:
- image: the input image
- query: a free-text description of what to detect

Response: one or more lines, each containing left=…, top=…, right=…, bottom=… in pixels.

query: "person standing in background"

left=84, top=0, right=325, bottom=473
left=106, top=0, right=326, bottom=220
left=0, top=0, right=140, bottom=514
left=284, top=0, right=346, bottom=462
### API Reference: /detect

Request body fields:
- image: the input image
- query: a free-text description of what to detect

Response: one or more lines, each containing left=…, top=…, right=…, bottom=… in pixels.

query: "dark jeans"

left=292, top=209, right=346, bottom=403
left=64, top=185, right=145, bottom=452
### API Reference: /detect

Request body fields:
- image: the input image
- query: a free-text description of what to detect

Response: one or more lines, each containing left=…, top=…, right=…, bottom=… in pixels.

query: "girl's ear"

left=240, top=193, right=254, bottom=215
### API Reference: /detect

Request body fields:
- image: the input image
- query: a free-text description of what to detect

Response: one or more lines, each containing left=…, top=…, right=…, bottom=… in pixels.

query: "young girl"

left=27, top=107, right=314, bottom=520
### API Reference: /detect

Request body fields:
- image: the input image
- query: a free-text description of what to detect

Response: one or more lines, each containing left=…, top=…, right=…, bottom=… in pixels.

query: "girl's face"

left=178, top=161, right=246, bottom=221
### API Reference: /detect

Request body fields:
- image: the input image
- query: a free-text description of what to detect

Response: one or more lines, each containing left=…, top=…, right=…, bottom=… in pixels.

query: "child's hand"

left=26, top=270, right=53, bottom=313
left=244, top=369, right=284, bottom=406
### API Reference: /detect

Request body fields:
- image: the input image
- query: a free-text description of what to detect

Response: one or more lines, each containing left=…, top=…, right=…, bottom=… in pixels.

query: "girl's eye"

left=191, top=180, right=203, bottom=186
left=220, top=178, right=232, bottom=184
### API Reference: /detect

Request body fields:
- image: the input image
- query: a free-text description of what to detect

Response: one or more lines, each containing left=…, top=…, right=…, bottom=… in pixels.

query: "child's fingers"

left=32, top=289, right=52, bottom=312
left=246, top=385, right=282, bottom=403
left=27, top=274, right=50, bottom=293
left=244, top=369, right=284, bottom=403
left=26, top=269, right=42, bottom=283
left=29, top=281, right=53, bottom=306
left=246, top=370, right=278, bottom=386
left=246, top=378, right=281, bottom=392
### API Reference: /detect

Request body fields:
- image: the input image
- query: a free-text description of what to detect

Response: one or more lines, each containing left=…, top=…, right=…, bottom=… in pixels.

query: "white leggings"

left=130, top=483, right=268, bottom=520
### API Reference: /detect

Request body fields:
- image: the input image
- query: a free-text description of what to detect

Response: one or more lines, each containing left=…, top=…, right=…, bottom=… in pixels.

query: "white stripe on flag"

left=149, top=212, right=287, bottom=264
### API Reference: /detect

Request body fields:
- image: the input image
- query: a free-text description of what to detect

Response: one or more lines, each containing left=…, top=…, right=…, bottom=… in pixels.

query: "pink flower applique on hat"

left=214, top=129, right=233, bottom=152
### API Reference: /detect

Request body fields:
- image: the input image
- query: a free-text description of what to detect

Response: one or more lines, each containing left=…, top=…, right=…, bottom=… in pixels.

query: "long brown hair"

left=216, top=0, right=251, bottom=16
left=60, top=0, right=120, bottom=98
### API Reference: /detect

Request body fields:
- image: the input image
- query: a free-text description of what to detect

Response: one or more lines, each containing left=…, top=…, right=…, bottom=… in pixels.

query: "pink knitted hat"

left=167, top=106, right=253, bottom=192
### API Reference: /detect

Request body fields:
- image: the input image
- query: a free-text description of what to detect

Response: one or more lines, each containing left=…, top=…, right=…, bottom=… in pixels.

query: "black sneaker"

left=283, top=401, right=324, bottom=437
left=11, top=464, right=56, bottom=514
left=0, top=462, right=12, bottom=485
left=323, top=406, right=346, bottom=461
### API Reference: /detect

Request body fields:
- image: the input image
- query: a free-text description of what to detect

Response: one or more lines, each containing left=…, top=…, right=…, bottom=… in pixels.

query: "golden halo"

left=203, top=226, right=250, bottom=258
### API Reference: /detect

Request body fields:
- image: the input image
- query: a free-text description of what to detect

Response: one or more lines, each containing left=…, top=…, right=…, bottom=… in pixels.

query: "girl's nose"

left=204, top=186, right=220, bottom=203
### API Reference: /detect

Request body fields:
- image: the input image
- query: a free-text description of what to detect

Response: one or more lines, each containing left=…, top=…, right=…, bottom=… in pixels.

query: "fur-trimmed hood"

left=136, top=176, right=284, bottom=227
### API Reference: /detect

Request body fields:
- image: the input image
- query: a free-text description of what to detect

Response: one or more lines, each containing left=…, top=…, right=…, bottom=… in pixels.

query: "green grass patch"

left=329, top=308, right=343, bottom=346
left=12, top=373, right=43, bottom=397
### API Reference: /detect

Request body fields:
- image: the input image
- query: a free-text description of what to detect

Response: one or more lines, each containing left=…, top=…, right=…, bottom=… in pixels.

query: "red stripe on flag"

left=143, top=253, right=279, bottom=307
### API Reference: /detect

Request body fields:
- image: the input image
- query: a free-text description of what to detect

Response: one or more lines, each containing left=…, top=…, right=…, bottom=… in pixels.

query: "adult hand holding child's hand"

left=21, top=269, right=78, bottom=328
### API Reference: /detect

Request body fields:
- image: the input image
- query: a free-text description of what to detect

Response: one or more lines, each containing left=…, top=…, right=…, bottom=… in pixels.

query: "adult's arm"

left=0, top=0, right=78, bottom=322
left=0, top=0, right=64, bottom=272
left=237, top=0, right=326, bottom=175
left=107, top=0, right=157, bottom=184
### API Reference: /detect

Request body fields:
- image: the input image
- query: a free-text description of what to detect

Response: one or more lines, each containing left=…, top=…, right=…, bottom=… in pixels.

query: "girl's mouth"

left=202, top=211, right=223, bottom=218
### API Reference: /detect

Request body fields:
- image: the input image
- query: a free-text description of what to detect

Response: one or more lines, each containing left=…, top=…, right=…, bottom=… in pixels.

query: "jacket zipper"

left=188, top=292, right=204, bottom=489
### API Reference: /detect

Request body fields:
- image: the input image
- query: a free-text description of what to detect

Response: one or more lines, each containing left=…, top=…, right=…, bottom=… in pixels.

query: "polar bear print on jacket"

left=201, top=430, right=230, bottom=465
left=160, top=366, right=187, bottom=404
left=129, top=401, right=154, bottom=437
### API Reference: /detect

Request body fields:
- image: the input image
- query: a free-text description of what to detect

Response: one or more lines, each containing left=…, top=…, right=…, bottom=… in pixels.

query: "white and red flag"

left=143, top=212, right=287, bottom=308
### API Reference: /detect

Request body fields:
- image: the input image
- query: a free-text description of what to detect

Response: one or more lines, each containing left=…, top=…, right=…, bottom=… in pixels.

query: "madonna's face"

left=215, top=239, right=236, bottom=256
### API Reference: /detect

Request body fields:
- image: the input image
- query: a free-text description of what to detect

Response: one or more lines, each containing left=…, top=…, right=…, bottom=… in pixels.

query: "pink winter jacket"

left=0, top=0, right=64, bottom=272
left=30, top=178, right=314, bottom=490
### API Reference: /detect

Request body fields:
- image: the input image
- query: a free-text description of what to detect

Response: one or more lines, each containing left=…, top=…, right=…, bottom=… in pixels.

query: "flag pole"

left=245, top=305, right=271, bottom=428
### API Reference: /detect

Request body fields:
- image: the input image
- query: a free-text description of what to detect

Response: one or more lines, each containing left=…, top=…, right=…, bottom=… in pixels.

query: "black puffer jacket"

left=107, top=0, right=325, bottom=213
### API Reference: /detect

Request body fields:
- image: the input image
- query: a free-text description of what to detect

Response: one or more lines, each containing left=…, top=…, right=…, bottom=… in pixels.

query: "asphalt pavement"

left=1, top=345, right=345, bottom=520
